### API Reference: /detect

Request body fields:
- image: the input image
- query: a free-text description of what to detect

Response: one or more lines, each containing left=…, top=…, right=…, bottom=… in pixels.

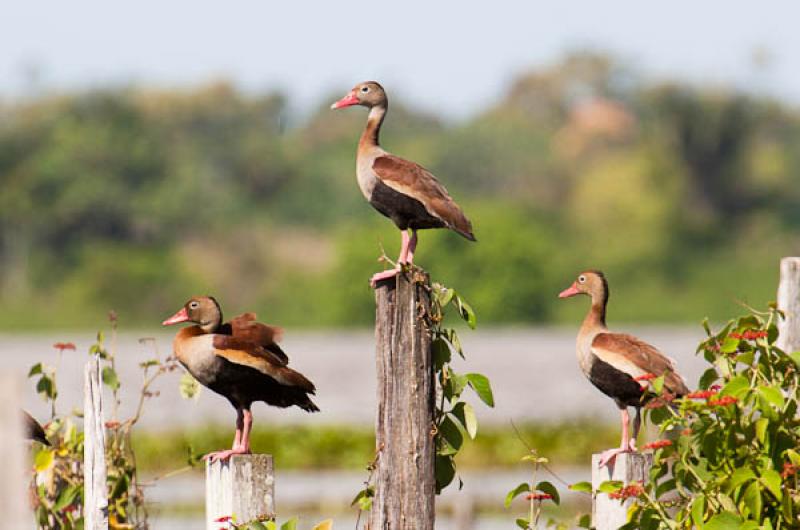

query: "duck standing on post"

left=558, top=270, right=688, bottom=466
left=163, top=296, right=319, bottom=462
left=331, top=81, right=475, bottom=287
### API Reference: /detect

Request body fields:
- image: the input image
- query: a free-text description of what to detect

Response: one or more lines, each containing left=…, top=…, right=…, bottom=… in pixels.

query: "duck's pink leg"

left=406, top=230, right=418, bottom=264
left=370, top=230, right=411, bottom=287
left=598, top=408, right=632, bottom=467
left=203, top=408, right=251, bottom=462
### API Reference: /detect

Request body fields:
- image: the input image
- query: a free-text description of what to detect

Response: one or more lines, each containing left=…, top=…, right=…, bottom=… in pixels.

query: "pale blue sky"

left=2, top=0, right=798, bottom=118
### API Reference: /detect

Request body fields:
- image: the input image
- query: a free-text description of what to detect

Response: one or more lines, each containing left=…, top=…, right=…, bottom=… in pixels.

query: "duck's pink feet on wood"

left=627, top=438, right=638, bottom=452
left=370, top=268, right=400, bottom=288
left=598, top=446, right=631, bottom=467
left=203, top=445, right=251, bottom=463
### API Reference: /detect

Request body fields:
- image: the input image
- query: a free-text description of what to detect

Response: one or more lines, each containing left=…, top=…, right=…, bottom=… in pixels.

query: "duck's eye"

left=578, top=276, right=586, bottom=283
left=189, top=301, right=199, bottom=309
left=360, top=86, right=369, bottom=93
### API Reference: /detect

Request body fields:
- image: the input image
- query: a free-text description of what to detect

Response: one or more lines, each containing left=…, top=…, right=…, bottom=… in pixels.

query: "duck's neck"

left=359, top=104, right=387, bottom=149
left=580, top=295, right=608, bottom=335
left=199, top=315, right=222, bottom=334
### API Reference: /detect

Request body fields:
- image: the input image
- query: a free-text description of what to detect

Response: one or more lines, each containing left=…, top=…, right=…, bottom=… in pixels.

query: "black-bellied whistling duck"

left=331, top=81, right=475, bottom=287
left=24, top=410, right=49, bottom=445
left=162, top=296, right=319, bottom=462
left=559, top=270, right=688, bottom=466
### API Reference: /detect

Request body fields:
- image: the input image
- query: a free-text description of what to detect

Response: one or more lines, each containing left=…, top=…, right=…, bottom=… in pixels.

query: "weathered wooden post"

left=370, top=271, right=436, bottom=530
left=777, top=257, right=800, bottom=353
left=0, top=373, right=26, bottom=529
left=206, top=455, right=275, bottom=529
left=592, top=452, right=652, bottom=530
left=84, top=355, right=109, bottom=530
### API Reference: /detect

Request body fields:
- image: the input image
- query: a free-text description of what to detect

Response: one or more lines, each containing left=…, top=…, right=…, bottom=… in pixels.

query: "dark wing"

left=372, top=154, right=475, bottom=240
left=23, top=410, right=49, bottom=445
left=592, top=333, right=689, bottom=396
left=211, top=335, right=315, bottom=393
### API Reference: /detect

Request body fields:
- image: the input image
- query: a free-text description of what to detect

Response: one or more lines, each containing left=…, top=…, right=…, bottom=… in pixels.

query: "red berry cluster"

left=608, top=482, right=644, bottom=500
left=634, top=373, right=657, bottom=382
left=782, top=462, right=799, bottom=479
left=707, top=396, right=738, bottom=407
left=687, top=389, right=717, bottom=399
left=729, top=330, right=768, bottom=340
left=53, top=342, right=76, bottom=351
left=526, top=492, right=553, bottom=501
left=642, top=439, right=672, bottom=450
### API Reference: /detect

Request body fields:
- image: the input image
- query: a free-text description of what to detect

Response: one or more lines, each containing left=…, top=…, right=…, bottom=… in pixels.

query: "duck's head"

left=558, top=270, right=609, bottom=306
left=162, top=296, right=223, bottom=333
left=330, top=81, right=387, bottom=110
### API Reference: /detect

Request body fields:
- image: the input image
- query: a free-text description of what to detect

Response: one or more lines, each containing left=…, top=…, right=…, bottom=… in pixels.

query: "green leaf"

left=247, top=523, right=268, bottom=530
left=36, top=375, right=56, bottom=400
left=597, top=480, right=623, bottom=493
left=437, top=415, right=463, bottom=455
left=577, top=514, right=591, bottom=528
left=455, top=295, right=477, bottom=329
left=703, top=511, right=741, bottom=530
left=101, top=366, right=120, bottom=391
left=757, top=385, right=784, bottom=409
left=535, top=480, right=560, bottom=505
left=179, top=372, right=201, bottom=400
left=728, top=467, right=756, bottom=490
left=434, top=286, right=455, bottom=308
left=698, top=368, right=718, bottom=389
left=53, top=484, right=80, bottom=512
left=652, top=374, right=665, bottom=394
left=504, top=482, right=530, bottom=508
left=515, top=518, right=530, bottom=529
left=34, top=448, right=55, bottom=472
left=721, top=375, right=750, bottom=398
left=280, top=518, right=298, bottom=530
left=28, top=363, right=43, bottom=377
left=569, top=481, right=592, bottom=493
left=691, top=495, right=706, bottom=526
left=350, top=486, right=374, bottom=511
left=720, top=336, right=740, bottom=354
left=465, top=373, right=494, bottom=407
left=432, top=337, right=451, bottom=370
left=451, top=402, right=478, bottom=439
left=742, top=481, right=762, bottom=518
left=760, top=469, right=782, bottom=500
left=435, top=454, right=456, bottom=493
left=754, top=418, right=769, bottom=445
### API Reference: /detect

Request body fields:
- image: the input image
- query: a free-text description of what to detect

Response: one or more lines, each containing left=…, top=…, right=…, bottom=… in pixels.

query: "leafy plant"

left=428, top=280, right=495, bottom=493
left=29, top=313, right=187, bottom=529
left=504, top=451, right=562, bottom=529
left=611, top=305, right=800, bottom=528
left=217, top=515, right=332, bottom=530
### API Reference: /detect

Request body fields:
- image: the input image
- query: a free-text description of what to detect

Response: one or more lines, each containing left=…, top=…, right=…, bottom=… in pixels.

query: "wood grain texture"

left=369, top=271, right=436, bottom=530
left=84, top=356, right=109, bottom=530
left=0, top=374, right=26, bottom=529
left=206, top=454, right=275, bottom=529
left=592, top=452, right=652, bottom=530
left=777, top=257, right=800, bottom=353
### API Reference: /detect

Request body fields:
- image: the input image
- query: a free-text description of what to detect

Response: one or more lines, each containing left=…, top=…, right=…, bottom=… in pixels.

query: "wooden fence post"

left=369, top=270, right=436, bottom=530
left=0, top=373, right=26, bottom=529
left=205, top=455, right=275, bottom=529
left=777, top=257, right=800, bottom=353
left=84, top=355, right=108, bottom=530
left=592, top=452, right=652, bottom=530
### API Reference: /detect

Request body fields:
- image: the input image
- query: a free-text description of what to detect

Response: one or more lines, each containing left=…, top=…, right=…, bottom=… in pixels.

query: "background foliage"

left=1, top=52, right=798, bottom=329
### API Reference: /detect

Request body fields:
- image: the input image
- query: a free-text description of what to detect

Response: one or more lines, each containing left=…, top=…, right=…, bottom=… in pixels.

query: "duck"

left=162, top=296, right=319, bottom=462
left=558, top=270, right=688, bottom=466
left=331, top=81, right=475, bottom=287
left=23, top=410, right=49, bottom=445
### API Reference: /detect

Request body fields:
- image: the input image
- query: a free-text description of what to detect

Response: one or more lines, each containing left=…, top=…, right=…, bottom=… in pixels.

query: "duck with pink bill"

left=162, top=296, right=319, bottom=462
left=331, top=81, right=475, bottom=287
left=559, top=270, right=688, bottom=466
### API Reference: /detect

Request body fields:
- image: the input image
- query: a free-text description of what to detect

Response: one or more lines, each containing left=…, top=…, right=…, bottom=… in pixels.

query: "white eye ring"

left=361, top=86, right=369, bottom=93
left=578, top=276, right=586, bottom=283
left=189, top=301, right=199, bottom=309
